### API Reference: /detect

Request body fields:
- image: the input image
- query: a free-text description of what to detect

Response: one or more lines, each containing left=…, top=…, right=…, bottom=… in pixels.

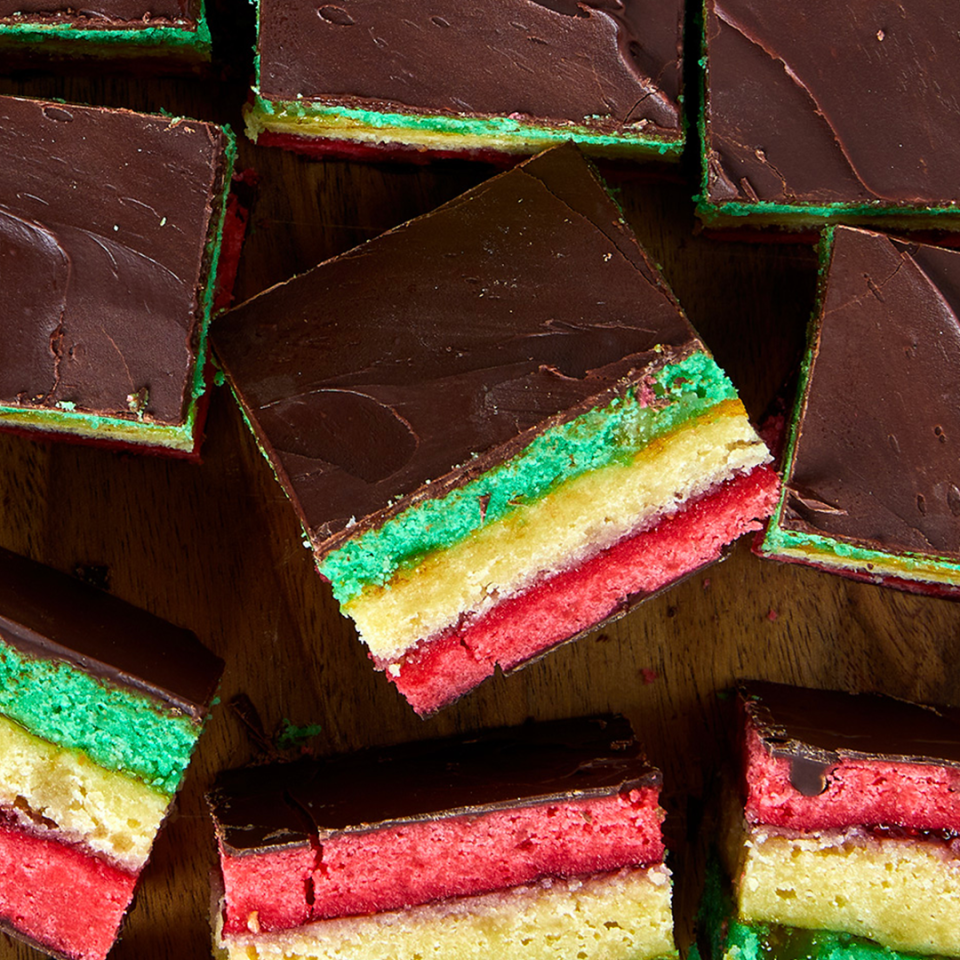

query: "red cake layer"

left=212, top=171, right=256, bottom=313
left=220, top=789, right=663, bottom=935
left=0, top=821, right=138, bottom=960
left=384, top=465, right=780, bottom=715
left=743, top=722, right=960, bottom=832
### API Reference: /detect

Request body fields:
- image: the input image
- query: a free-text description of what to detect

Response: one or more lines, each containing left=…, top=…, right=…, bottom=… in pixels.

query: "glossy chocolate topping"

left=704, top=0, right=960, bottom=206
left=257, top=0, right=681, bottom=133
left=780, top=227, right=960, bottom=558
left=0, top=96, right=228, bottom=426
left=0, top=0, right=196, bottom=20
left=740, top=680, right=960, bottom=797
left=210, top=714, right=659, bottom=854
left=214, top=144, right=698, bottom=552
left=0, top=546, right=223, bottom=718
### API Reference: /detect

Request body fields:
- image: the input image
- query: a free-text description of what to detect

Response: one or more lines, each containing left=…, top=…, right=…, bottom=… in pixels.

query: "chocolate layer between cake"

left=702, top=680, right=960, bottom=959
left=0, top=94, right=237, bottom=454
left=0, top=546, right=224, bottom=960
left=0, top=0, right=211, bottom=61
left=213, top=143, right=778, bottom=714
left=698, top=0, right=960, bottom=231
left=758, top=225, right=960, bottom=595
left=209, top=714, right=677, bottom=960
left=245, top=0, right=684, bottom=161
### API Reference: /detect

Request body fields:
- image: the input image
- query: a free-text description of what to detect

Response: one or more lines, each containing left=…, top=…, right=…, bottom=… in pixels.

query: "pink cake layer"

left=743, top=722, right=960, bottom=832
left=0, top=820, right=137, bottom=960
left=383, top=465, right=780, bottom=715
left=220, top=788, right=663, bottom=935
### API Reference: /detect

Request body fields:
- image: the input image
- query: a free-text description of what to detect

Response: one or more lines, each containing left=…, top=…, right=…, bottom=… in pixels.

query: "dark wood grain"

left=2, top=29, right=959, bottom=960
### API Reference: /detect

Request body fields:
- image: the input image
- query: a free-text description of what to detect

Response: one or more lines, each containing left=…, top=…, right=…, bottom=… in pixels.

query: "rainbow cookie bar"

left=0, top=95, right=238, bottom=455
left=209, top=714, right=677, bottom=960
left=0, top=546, right=223, bottom=960
left=0, top=0, right=211, bottom=62
left=214, top=143, right=778, bottom=715
left=244, top=0, right=684, bottom=162
left=758, top=226, right=960, bottom=596
left=703, top=680, right=960, bottom=960
left=697, top=0, right=960, bottom=232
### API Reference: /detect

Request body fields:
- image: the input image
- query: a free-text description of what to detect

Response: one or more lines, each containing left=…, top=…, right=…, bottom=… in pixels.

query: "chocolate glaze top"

left=704, top=0, right=960, bottom=206
left=0, top=95, right=228, bottom=425
left=257, top=0, right=682, bottom=133
left=209, top=714, right=659, bottom=854
left=214, top=144, right=698, bottom=553
left=0, top=547, right=223, bottom=719
left=0, top=0, right=196, bottom=20
left=781, top=227, right=960, bottom=558
left=739, top=680, right=960, bottom=798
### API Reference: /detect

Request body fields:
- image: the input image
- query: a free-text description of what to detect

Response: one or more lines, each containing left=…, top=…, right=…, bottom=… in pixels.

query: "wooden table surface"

left=3, top=21, right=960, bottom=960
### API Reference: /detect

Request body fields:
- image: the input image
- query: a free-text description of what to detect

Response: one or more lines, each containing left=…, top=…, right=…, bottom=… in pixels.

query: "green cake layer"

left=0, top=640, right=202, bottom=795
left=320, top=351, right=738, bottom=604
left=346, top=398, right=767, bottom=662
left=719, top=918, right=952, bottom=960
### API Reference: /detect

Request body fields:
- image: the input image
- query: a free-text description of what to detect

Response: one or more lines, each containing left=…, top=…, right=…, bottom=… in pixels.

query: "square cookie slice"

left=703, top=679, right=960, bottom=959
left=245, top=0, right=684, bottom=161
left=0, top=0, right=211, bottom=63
left=697, top=0, right=960, bottom=232
left=0, top=95, right=238, bottom=455
left=757, top=225, right=960, bottom=595
left=213, top=144, right=778, bottom=715
left=0, top=546, right=224, bottom=960
left=209, top=714, right=676, bottom=960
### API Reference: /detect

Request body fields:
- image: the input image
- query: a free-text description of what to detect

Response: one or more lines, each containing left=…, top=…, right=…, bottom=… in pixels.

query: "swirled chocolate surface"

left=704, top=0, right=960, bottom=206
left=781, top=227, right=960, bottom=557
left=213, top=144, right=698, bottom=551
left=210, top=714, right=658, bottom=853
left=0, top=95, right=228, bottom=426
left=257, top=0, right=682, bottom=133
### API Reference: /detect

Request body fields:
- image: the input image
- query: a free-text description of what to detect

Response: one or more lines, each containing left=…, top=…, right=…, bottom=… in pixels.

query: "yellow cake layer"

left=346, top=400, right=768, bottom=660
left=0, top=713, right=169, bottom=871
left=217, top=866, right=676, bottom=960
left=733, top=827, right=960, bottom=955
